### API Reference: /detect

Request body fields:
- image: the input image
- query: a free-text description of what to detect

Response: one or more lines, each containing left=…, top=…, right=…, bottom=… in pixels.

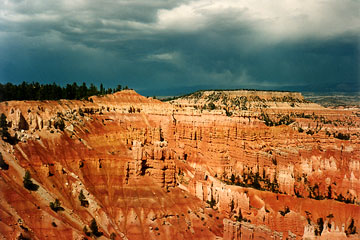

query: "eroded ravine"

left=0, top=90, right=359, bottom=239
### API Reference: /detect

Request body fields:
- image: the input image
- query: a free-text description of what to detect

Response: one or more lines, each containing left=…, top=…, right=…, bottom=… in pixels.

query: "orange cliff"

left=0, top=89, right=359, bottom=239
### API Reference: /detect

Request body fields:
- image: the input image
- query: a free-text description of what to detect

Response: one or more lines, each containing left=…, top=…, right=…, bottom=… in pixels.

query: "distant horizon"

left=1, top=0, right=358, bottom=97
left=136, top=85, right=360, bottom=97
left=1, top=81, right=359, bottom=98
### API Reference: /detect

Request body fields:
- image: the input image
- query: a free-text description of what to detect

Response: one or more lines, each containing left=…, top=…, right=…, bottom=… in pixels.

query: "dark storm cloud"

left=0, top=0, right=359, bottom=95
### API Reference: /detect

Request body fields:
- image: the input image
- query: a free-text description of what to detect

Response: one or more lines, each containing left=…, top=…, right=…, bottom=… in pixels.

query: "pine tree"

left=23, top=170, right=39, bottom=191
left=78, top=190, right=89, bottom=207
left=116, top=85, right=122, bottom=92
left=0, top=152, right=9, bottom=170
left=89, top=218, right=103, bottom=237
left=50, top=198, right=64, bottom=212
left=100, top=84, right=105, bottom=95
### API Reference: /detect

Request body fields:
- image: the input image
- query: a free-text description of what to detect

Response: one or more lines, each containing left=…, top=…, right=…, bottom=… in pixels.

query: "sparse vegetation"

left=223, top=170, right=280, bottom=193
left=224, top=108, right=233, bottom=117
left=23, top=170, right=39, bottom=191
left=306, top=129, right=314, bottom=135
left=230, top=174, right=236, bottom=184
left=206, top=195, right=216, bottom=209
left=261, top=113, right=294, bottom=126
left=335, top=193, right=349, bottom=203
left=346, top=218, right=357, bottom=236
left=78, top=108, right=84, bottom=117
left=308, top=184, right=324, bottom=200
left=334, top=132, right=350, bottom=140
left=207, top=92, right=222, bottom=102
left=0, top=152, right=9, bottom=170
left=0, top=113, right=18, bottom=145
left=208, top=102, right=216, bottom=110
left=83, top=226, right=91, bottom=236
left=79, top=190, right=89, bottom=207
left=50, top=199, right=65, bottom=212
left=88, top=218, right=103, bottom=238
left=54, top=118, right=65, bottom=131
left=327, top=186, right=332, bottom=199
left=0, top=113, right=8, bottom=134
left=110, top=233, right=117, bottom=240
left=279, top=206, right=290, bottom=216
left=294, top=188, right=303, bottom=198
left=192, top=91, right=204, bottom=99
left=17, top=233, right=31, bottom=240
left=315, top=218, right=324, bottom=236
left=234, top=210, right=249, bottom=222
left=230, top=199, right=235, bottom=212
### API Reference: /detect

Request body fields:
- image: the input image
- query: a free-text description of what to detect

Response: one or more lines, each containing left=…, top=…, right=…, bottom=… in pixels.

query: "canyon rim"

left=0, top=89, right=359, bottom=239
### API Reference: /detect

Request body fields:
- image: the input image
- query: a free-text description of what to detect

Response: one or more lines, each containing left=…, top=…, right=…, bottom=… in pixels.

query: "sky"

left=0, top=0, right=359, bottom=96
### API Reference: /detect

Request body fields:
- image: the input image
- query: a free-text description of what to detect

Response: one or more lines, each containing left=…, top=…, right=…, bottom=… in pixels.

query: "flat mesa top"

left=180, top=89, right=304, bottom=101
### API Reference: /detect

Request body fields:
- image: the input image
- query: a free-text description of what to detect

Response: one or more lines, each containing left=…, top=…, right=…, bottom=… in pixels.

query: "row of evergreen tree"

left=0, top=82, right=128, bottom=101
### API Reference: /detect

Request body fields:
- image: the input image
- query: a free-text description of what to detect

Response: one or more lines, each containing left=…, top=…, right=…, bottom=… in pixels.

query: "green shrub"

left=279, top=206, right=290, bottom=216
left=206, top=195, right=216, bottom=209
left=50, top=199, right=64, bottom=212
left=315, top=218, right=324, bottom=236
left=89, top=218, right=103, bottom=237
left=334, top=132, right=350, bottom=140
left=0, top=113, right=18, bottom=145
left=336, top=194, right=345, bottom=202
left=261, top=113, right=274, bottom=126
left=110, top=233, right=116, bottom=240
left=278, top=114, right=294, bottom=125
left=250, top=172, right=261, bottom=190
left=17, top=233, right=31, bottom=240
left=224, top=108, right=233, bottom=117
left=78, top=108, right=84, bottom=117
left=83, top=226, right=91, bottom=236
left=0, top=113, right=8, bottom=131
left=346, top=218, right=357, bottom=235
left=0, top=152, right=9, bottom=170
left=327, top=186, right=332, bottom=199
left=261, top=113, right=294, bottom=126
left=208, top=102, right=216, bottom=110
left=306, top=129, right=314, bottom=135
left=230, top=199, right=235, bottom=212
left=79, top=190, right=89, bottom=207
left=54, top=118, right=65, bottom=131
left=234, top=210, right=248, bottom=222
left=23, top=170, right=39, bottom=191
left=230, top=174, right=236, bottom=184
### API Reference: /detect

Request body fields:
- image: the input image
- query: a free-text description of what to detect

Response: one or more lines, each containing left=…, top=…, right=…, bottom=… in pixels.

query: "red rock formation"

left=0, top=89, right=359, bottom=239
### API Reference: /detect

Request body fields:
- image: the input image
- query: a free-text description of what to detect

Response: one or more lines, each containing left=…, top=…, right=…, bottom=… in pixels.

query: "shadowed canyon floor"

left=0, top=90, right=359, bottom=239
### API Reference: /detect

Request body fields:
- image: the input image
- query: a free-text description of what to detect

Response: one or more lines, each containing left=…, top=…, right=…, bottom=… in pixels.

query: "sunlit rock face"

left=0, top=89, right=359, bottom=239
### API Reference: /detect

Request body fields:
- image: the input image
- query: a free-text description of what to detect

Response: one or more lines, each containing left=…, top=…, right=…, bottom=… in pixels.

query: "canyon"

left=0, top=89, right=359, bottom=239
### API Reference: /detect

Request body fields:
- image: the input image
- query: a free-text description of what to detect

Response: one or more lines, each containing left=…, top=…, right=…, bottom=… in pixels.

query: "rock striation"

left=0, top=89, right=359, bottom=239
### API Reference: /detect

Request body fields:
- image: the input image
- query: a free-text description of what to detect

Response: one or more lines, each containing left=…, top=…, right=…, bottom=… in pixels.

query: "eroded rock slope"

left=0, top=89, right=359, bottom=239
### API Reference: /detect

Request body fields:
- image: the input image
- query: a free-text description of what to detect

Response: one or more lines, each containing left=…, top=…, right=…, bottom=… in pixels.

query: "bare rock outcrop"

left=0, top=89, right=359, bottom=239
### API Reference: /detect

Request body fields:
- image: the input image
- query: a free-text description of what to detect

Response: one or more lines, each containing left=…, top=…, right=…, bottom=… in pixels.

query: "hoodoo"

left=0, top=89, right=359, bottom=239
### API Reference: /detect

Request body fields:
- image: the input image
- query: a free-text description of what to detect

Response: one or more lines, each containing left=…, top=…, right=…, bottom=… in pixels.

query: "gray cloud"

left=0, top=0, right=359, bottom=95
